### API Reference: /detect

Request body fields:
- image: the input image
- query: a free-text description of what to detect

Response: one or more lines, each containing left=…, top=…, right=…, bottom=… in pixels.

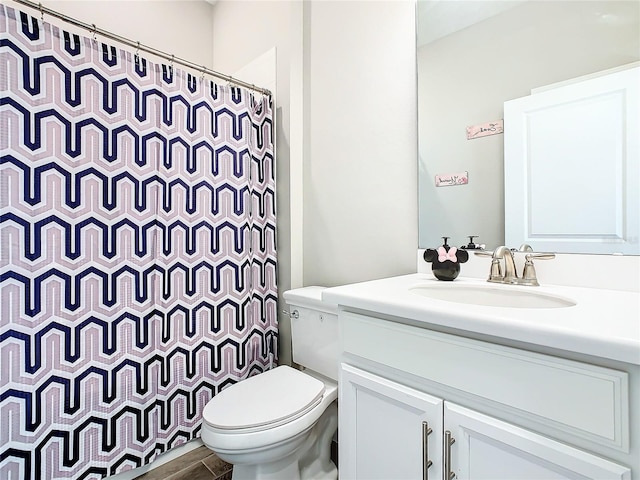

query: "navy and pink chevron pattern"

left=0, top=5, right=277, bottom=479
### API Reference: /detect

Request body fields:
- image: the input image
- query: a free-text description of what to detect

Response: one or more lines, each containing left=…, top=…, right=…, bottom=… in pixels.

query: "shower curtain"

left=0, top=5, right=277, bottom=479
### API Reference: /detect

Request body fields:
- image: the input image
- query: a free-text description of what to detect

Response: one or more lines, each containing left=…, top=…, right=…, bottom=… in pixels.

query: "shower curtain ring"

left=91, top=24, right=97, bottom=43
left=170, top=54, right=175, bottom=73
left=38, top=3, right=44, bottom=23
left=200, top=66, right=206, bottom=83
left=134, top=41, right=140, bottom=64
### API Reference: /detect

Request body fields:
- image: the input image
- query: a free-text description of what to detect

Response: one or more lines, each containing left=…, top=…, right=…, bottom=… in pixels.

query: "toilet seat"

left=202, top=366, right=325, bottom=433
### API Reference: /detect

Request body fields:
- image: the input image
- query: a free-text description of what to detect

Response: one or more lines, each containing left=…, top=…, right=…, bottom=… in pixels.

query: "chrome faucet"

left=475, top=246, right=519, bottom=284
left=475, top=245, right=555, bottom=286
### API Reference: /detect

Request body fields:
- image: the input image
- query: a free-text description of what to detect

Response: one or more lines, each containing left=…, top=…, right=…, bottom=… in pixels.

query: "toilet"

left=201, top=287, right=339, bottom=480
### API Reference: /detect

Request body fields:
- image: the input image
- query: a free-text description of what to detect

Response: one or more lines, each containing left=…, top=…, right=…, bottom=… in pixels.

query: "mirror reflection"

left=417, top=0, right=640, bottom=254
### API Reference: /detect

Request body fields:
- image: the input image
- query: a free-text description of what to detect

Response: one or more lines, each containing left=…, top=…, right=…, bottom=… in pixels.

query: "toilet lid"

left=202, top=366, right=325, bottom=431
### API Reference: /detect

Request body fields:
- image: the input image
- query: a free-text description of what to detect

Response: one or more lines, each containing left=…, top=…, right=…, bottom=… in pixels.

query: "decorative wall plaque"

left=466, top=120, right=504, bottom=140
left=435, top=171, right=468, bottom=187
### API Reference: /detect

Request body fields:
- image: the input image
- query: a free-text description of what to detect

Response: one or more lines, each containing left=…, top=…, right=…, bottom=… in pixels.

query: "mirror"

left=417, top=0, right=640, bottom=254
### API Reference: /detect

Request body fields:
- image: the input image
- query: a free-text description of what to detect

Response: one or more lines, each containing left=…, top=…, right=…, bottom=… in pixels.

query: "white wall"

left=36, top=0, right=214, bottom=68
left=304, top=0, right=418, bottom=287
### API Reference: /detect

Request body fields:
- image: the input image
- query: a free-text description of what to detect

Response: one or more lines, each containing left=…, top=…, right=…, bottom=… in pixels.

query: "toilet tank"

left=283, top=287, right=339, bottom=381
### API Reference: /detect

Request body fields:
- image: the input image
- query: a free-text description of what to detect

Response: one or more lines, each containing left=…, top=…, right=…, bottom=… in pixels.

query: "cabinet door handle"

left=444, top=430, right=456, bottom=480
left=422, top=421, right=433, bottom=480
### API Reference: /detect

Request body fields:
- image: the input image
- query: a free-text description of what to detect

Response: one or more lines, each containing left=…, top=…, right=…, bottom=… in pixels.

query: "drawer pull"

left=444, top=430, right=456, bottom=479
left=422, top=421, right=433, bottom=479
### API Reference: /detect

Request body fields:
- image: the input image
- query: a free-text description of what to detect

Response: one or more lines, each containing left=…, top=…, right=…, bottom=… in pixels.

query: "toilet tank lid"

left=283, top=286, right=337, bottom=313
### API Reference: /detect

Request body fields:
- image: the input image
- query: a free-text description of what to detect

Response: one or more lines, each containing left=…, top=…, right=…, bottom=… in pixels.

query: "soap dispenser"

left=460, top=235, right=485, bottom=250
left=423, top=237, right=469, bottom=281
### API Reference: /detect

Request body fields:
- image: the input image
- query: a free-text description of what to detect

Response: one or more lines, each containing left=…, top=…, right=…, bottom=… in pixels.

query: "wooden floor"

left=134, top=440, right=337, bottom=480
left=135, top=446, right=232, bottom=480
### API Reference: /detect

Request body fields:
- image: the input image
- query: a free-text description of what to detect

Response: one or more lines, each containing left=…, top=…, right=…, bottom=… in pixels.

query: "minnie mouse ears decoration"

left=424, top=237, right=469, bottom=281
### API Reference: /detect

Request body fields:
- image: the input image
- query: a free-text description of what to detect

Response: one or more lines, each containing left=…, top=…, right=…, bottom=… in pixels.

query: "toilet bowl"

left=200, top=287, right=338, bottom=480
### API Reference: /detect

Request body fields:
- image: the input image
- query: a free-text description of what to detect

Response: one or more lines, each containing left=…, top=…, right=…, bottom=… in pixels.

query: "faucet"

left=476, top=246, right=519, bottom=284
left=475, top=246, right=555, bottom=286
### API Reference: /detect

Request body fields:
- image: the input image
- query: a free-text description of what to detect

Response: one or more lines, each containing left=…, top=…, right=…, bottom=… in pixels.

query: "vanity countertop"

left=322, top=274, right=640, bottom=365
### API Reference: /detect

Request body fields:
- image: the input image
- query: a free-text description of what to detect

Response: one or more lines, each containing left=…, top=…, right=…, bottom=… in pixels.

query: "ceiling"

left=417, top=0, right=527, bottom=47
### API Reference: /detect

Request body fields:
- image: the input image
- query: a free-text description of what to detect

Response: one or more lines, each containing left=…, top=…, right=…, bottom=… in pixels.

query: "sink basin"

left=409, top=284, right=576, bottom=309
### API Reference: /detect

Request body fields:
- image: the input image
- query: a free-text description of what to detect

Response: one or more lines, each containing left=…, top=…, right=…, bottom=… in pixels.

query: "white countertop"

left=322, top=274, right=640, bottom=365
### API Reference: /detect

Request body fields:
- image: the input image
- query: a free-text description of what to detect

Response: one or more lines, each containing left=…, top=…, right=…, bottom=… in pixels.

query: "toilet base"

left=228, top=402, right=338, bottom=480
left=299, top=402, right=338, bottom=480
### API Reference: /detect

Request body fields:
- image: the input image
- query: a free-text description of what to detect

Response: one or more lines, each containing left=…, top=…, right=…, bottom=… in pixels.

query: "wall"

left=417, top=0, right=640, bottom=250
left=210, top=0, right=419, bottom=363
left=304, top=0, right=418, bottom=287
left=36, top=0, right=214, bottom=68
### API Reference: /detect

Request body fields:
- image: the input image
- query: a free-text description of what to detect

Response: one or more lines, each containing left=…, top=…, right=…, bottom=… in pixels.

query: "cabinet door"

left=339, top=364, right=443, bottom=480
left=444, top=402, right=630, bottom=480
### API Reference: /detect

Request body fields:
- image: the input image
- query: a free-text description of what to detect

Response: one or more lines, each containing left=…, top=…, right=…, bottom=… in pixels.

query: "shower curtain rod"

left=10, top=0, right=272, bottom=96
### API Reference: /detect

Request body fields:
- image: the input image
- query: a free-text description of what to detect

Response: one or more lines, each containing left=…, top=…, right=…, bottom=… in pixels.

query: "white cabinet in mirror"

left=504, top=64, right=639, bottom=255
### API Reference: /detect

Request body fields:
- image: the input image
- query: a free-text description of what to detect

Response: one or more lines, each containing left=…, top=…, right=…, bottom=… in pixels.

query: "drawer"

left=341, top=311, right=629, bottom=452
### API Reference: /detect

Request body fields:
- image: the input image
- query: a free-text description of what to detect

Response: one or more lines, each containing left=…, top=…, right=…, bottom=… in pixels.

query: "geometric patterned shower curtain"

left=0, top=5, right=277, bottom=478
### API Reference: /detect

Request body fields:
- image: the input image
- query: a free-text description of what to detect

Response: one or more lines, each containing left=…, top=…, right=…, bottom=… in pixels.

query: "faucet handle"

left=518, top=244, right=534, bottom=252
left=526, top=252, right=555, bottom=260
left=521, top=252, right=555, bottom=286
left=474, top=250, right=503, bottom=281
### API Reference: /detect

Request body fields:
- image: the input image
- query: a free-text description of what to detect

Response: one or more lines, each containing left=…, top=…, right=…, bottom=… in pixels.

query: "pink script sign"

left=435, top=171, right=468, bottom=187
left=466, top=120, right=504, bottom=140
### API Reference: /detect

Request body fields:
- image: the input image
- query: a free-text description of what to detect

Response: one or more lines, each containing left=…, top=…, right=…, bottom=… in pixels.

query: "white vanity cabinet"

left=338, top=310, right=634, bottom=480
left=340, top=364, right=444, bottom=480
left=444, top=402, right=630, bottom=479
